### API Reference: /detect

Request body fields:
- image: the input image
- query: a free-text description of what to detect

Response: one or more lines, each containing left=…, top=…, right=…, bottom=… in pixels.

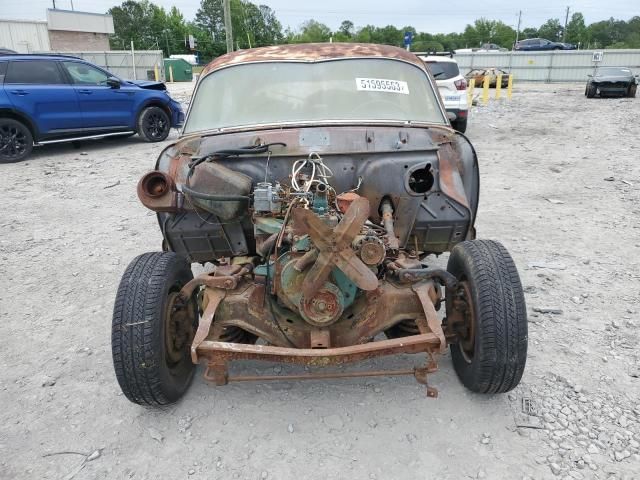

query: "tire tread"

left=448, top=240, right=527, bottom=393
left=112, top=252, right=194, bottom=406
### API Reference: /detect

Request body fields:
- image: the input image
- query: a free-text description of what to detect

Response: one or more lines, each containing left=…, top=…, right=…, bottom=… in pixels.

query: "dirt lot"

left=1, top=82, right=639, bottom=480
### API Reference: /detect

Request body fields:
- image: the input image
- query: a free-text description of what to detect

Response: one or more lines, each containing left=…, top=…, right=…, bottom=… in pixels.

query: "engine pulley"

left=354, top=235, right=386, bottom=266
left=299, top=283, right=344, bottom=327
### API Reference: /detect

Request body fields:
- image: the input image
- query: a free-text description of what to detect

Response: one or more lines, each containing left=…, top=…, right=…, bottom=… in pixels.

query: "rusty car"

left=111, top=43, right=528, bottom=406
left=466, top=68, right=510, bottom=89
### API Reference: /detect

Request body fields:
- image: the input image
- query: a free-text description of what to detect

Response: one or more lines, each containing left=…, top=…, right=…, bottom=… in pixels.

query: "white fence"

left=37, top=50, right=165, bottom=81
left=454, top=49, right=640, bottom=82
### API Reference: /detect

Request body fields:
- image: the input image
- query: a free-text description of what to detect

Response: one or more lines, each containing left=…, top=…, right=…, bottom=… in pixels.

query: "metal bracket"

left=414, top=353, right=439, bottom=398
left=413, top=283, right=447, bottom=354
left=190, top=288, right=225, bottom=363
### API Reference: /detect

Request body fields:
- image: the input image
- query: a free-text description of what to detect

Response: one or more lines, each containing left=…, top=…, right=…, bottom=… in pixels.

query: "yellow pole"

left=169, top=65, right=174, bottom=83
left=482, top=75, right=490, bottom=105
left=154, top=64, right=159, bottom=82
left=507, top=74, right=514, bottom=99
left=495, top=74, right=503, bottom=100
left=467, top=78, right=475, bottom=105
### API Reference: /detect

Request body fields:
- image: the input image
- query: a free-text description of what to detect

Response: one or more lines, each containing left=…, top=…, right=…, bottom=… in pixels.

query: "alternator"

left=353, top=235, right=386, bottom=266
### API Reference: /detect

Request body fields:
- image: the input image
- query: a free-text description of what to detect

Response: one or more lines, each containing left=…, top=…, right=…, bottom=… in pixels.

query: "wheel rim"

left=143, top=112, right=169, bottom=140
left=164, top=291, right=196, bottom=366
left=0, top=123, right=28, bottom=160
left=449, top=280, right=476, bottom=364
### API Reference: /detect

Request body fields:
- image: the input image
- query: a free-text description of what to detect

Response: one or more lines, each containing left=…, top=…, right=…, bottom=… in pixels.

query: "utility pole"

left=70, top=0, right=74, bottom=10
left=515, top=10, right=522, bottom=45
left=562, top=6, right=570, bottom=42
left=52, top=0, right=56, bottom=8
left=223, top=0, right=234, bottom=53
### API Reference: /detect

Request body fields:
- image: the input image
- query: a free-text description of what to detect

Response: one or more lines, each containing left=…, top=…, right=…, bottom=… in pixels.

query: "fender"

left=0, top=106, right=40, bottom=141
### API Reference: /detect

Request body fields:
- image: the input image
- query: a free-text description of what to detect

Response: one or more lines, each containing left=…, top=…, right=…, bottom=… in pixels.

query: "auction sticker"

left=356, top=78, right=410, bottom=94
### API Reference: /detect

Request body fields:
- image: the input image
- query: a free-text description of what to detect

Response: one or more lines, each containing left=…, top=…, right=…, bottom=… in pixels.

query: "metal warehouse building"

left=0, top=9, right=114, bottom=53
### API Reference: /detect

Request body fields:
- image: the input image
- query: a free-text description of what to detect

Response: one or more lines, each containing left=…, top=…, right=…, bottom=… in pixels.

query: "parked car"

left=585, top=67, right=638, bottom=98
left=455, top=43, right=507, bottom=54
left=0, top=48, right=18, bottom=54
left=0, top=54, right=184, bottom=162
left=419, top=54, right=469, bottom=132
left=113, top=43, right=528, bottom=406
left=514, top=38, right=576, bottom=51
left=466, top=68, right=510, bottom=88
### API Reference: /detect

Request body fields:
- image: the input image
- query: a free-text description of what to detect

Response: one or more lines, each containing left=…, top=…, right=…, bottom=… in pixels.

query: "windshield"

left=423, top=61, right=460, bottom=80
left=184, top=58, right=446, bottom=133
left=596, top=67, right=631, bottom=76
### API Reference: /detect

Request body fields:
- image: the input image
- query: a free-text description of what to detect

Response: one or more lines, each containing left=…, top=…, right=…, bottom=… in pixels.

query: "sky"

left=2, top=0, right=638, bottom=33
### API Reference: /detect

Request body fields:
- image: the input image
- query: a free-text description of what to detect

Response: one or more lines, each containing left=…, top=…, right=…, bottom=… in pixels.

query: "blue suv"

left=0, top=54, right=185, bottom=162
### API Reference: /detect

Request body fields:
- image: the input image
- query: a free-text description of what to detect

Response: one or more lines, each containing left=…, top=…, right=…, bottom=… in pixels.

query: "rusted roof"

left=201, top=43, right=427, bottom=77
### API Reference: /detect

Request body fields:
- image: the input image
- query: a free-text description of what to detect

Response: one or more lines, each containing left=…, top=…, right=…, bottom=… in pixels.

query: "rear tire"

left=112, top=252, right=197, bottom=406
left=451, top=117, right=468, bottom=133
left=0, top=118, right=33, bottom=163
left=137, top=106, right=171, bottom=142
left=586, top=84, right=597, bottom=98
left=446, top=240, right=528, bottom=394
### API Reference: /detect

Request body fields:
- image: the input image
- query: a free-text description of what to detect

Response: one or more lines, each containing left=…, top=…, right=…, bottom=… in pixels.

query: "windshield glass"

left=596, top=67, right=631, bottom=76
left=423, top=61, right=460, bottom=80
left=184, top=58, right=446, bottom=133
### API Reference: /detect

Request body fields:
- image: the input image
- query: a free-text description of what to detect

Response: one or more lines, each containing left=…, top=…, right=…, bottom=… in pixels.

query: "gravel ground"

left=1, top=81, right=639, bottom=480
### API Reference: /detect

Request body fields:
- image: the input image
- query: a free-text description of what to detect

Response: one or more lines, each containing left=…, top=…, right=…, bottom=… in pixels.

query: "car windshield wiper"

left=432, top=72, right=446, bottom=79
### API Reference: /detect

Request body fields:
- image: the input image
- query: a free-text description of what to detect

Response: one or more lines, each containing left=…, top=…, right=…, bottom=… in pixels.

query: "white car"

left=418, top=55, right=469, bottom=133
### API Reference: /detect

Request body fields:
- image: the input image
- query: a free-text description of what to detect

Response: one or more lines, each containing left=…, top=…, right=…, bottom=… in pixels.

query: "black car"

left=585, top=67, right=638, bottom=98
left=514, top=38, right=575, bottom=51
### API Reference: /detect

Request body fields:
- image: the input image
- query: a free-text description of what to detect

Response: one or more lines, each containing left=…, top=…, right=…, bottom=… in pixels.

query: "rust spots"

left=201, top=43, right=429, bottom=79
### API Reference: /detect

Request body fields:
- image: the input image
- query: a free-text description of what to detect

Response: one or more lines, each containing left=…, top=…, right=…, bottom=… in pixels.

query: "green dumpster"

left=163, top=58, right=193, bottom=82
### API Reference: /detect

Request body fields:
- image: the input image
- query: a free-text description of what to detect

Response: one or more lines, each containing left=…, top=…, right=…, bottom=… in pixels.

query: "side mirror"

left=106, top=77, right=121, bottom=89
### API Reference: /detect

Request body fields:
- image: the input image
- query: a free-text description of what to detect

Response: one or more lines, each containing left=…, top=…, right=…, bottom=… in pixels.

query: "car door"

left=540, top=40, right=553, bottom=50
left=4, top=59, right=82, bottom=138
left=61, top=61, right=137, bottom=130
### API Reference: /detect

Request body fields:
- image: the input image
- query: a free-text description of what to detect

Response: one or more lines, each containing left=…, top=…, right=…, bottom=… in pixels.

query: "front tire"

left=586, top=84, right=597, bottom=98
left=628, top=84, right=637, bottom=98
left=446, top=240, right=528, bottom=393
left=112, top=252, right=197, bottom=406
left=137, top=106, right=171, bottom=142
left=0, top=118, right=33, bottom=163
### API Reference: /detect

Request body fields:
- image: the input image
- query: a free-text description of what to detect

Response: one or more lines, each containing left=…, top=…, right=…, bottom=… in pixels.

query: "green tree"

left=195, top=0, right=283, bottom=55
left=520, top=27, right=538, bottom=40
left=109, top=0, right=156, bottom=50
left=339, top=20, right=355, bottom=37
left=108, top=1, right=193, bottom=56
left=538, top=18, right=563, bottom=42
left=493, top=21, right=517, bottom=47
left=565, top=12, right=586, bottom=46
left=287, top=20, right=332, bottom=43
left=623, top=16, right=640, bottom=48
left=461, top=18, right=515, bottom=48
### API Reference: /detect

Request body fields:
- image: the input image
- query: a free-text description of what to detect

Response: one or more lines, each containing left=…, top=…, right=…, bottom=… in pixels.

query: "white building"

left=0, top=9, right=115, bottom=53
